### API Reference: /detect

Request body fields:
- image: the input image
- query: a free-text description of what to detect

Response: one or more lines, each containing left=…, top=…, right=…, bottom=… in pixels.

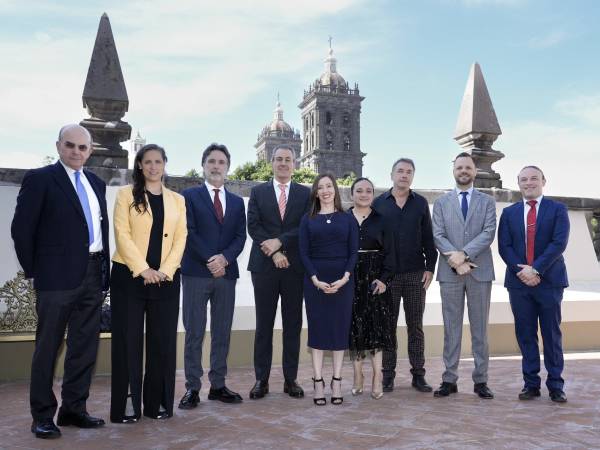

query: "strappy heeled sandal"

left=312, top=377, right=326, bottom=406
left=330, top=376, right=343, bottom=405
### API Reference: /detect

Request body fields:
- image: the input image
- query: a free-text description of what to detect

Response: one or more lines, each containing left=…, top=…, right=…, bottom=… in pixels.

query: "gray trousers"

left=182, top=275, right=236, bottom=390
left=439, top=277, right=492, bottom=384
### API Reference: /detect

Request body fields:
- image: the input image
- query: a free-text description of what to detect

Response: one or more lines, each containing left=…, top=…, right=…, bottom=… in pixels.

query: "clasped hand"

left=260, top=238, right=282, bottom=256
left=312, top=274, right=349, bottom=294
left=141, top=268, right=167, bottom=285
left=207, top=254, right=228, bottom=278
left=517, top=264, right=541, bottom=287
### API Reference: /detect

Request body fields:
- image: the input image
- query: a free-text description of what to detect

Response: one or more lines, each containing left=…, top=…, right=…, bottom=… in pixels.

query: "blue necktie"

left=74, top=171, right=95, bottom=245
left=460, top=191, right=468, bottom=220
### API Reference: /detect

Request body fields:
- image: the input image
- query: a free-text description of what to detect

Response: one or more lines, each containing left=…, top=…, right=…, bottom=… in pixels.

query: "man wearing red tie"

left=179, top=144, right=247, bottom=407
left=498, top=166, right=570, bottom=403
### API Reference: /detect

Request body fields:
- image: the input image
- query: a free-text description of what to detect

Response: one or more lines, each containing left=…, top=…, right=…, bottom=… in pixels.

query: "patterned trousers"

left=382, top=271, right=426, bottom=378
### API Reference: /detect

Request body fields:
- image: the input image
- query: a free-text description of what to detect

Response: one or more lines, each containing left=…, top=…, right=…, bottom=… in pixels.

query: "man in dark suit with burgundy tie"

left=247, top=146, right=310, bottom=399
left=179, top=143, right=246, bottom=408
left=12, top=124, right=110, bottom=439
left=498, top=166, right=570, bottom=403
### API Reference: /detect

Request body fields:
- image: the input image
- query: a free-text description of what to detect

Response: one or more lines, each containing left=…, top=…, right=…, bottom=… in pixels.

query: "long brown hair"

left=131, top=144, right=167, bottom=213
left=309, top=173, right=343, bottom=218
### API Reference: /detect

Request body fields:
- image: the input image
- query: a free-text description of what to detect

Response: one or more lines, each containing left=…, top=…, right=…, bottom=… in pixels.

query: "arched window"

left=343, top=113, right=350, bottom=127
left=344, top=134, right=350, bottom=151
left=326, top=130, right=333, bottom=150
left=326, top=111, right=333, bottom=125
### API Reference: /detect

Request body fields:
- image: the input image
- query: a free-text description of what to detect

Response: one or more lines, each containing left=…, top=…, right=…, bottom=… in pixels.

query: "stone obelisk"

left=454, top=62, right=504, bottom=188
left=80, top=13, right=131, bottom=169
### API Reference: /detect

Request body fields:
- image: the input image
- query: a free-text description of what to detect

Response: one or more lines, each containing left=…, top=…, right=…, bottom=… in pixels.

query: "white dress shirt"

left=59, top=160, right=103, bottom=252
left=523, top=194, right=543, bottom=244
left=206, top=181, right=226, bottom=215
left=455, top=185, right=474, bottom=208
left=273, top=179, right=291, bottom=203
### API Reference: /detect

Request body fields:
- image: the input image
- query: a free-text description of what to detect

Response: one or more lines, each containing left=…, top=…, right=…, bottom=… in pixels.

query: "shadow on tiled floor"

left=1, top=355, right=599, bottom=450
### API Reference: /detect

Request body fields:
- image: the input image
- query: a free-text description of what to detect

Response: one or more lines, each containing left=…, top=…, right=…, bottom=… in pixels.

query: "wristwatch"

left=463, top=251, right=471, bottom=262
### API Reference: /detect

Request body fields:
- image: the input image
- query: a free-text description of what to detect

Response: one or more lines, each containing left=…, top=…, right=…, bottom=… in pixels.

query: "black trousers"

left=110, top=263, right=180, bottom=422
left=251, top=269, right=304, bottom=382
left=382, top=271, right=427, bottom=378
left=30, top=258, right=103, bottom=421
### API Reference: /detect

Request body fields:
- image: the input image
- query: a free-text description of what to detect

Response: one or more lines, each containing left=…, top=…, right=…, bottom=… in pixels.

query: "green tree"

left=336, top=171, right=356, bottom=186
left=184, top=168, right=201, bottom=179
left=292, top=167, right=317, bottom=184
left=229, top=160, right=273, bottom=181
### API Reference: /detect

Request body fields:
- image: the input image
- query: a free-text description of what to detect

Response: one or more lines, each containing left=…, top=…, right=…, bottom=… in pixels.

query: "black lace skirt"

left=349, top=251, right=397, bottom=360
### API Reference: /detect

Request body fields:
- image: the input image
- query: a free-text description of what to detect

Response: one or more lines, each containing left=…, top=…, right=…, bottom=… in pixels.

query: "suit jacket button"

left=164, top=233, right=168, bottom=237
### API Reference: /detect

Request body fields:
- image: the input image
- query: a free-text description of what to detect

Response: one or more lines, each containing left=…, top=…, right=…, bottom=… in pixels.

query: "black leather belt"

left=89, top=252, right=104, bottom=260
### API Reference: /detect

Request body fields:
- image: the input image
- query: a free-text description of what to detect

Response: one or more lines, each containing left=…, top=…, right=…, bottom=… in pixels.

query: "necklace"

left=323, top=212, right=334, bottom=224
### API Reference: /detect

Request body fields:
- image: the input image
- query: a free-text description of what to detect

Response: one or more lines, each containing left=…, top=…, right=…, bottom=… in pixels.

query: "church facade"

left=255, top=44, right=365, bottom=178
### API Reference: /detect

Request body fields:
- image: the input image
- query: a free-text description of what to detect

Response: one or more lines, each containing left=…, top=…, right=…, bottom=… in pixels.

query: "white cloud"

left=496, top=120, right=600, bottom=198
left=555, top=94, right=600, bottom=126
left=528, top=30, right=568, bottom=49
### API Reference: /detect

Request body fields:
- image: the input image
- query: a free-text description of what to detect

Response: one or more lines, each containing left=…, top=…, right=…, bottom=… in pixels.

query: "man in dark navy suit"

left=12, top=124, right=110, bottom=438
left=247, top=146, right=310, bottom=400
left=498, top=166, right=570, bottom=403
left=179, top=144, right=246, bottom=407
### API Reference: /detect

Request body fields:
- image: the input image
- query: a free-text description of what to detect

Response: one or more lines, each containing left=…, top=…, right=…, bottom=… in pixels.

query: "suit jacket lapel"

left=516, top=201, right=525, bottom=252
left=199, top=184, right=220, bottom=223
left=83, top=169, right=106, bottom=216
left=465, top=189, right=479, bottom=225
left=449, top=191, right=465, bottom=224
left=535, top=197, right=549, bottom=239
left=51, top=162, right=85, bottom=219
left=268, top=179, right=282, bottom=223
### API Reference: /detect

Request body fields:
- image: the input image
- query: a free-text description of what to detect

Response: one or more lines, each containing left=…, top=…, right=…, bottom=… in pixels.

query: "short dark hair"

left=202, top=143, right=231, bottom=167
left=391, top=158, right=415, bottom=172
left=518, top=165, right=546, bottom=181
left=453, top=152, right=475, bottom=165
left=350, top=177, right=374, bottom=194
left=271, top=145, right=295, bottom=161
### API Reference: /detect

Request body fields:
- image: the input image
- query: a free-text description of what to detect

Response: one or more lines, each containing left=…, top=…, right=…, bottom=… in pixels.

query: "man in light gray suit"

left=431, top=152, right=497, bottom=399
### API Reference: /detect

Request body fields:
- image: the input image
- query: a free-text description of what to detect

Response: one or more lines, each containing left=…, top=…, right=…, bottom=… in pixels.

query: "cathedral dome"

left=260, top=99, right=294, bottom=137
left=319, top=47, right=346, bottom=88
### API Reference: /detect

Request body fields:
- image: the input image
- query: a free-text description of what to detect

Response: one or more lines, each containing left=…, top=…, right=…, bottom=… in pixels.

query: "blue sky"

left=1, top=0, right=599, bottom=197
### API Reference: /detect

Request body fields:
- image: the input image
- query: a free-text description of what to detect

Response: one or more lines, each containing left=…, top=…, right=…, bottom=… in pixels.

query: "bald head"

left=56, top=124, right=94, bottom=171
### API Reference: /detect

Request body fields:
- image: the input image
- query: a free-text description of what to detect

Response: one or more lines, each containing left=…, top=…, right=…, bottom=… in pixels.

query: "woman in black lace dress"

left=348, top=178, right=396, bottom=399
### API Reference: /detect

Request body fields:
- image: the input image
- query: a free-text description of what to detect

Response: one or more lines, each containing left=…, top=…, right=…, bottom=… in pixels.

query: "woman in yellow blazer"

left=110, top=144, right=187, bottom=423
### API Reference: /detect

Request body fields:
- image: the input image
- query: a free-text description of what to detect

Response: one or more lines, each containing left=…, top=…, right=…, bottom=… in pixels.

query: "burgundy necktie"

left=526, top=200, right=537, bottom=265
left=213, top=189, right=224, bottom=224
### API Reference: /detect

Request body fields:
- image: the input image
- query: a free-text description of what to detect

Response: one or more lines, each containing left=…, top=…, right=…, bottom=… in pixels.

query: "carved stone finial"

left=80, top=13, right=131, bottom=169
left=454, top=62, right=504, bottom=188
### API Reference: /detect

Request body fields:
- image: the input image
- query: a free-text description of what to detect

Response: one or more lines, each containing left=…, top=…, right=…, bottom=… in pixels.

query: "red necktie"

left=213, top=189, right=224, bottom=224
left=526, top=200, right=537, bottom=265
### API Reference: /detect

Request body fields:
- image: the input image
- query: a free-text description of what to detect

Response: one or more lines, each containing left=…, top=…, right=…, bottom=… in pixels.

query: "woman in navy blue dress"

left=299, top=173, right=358, bottom=405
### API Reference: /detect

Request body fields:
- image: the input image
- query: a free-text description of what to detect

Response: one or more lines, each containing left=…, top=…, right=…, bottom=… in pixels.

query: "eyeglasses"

left=64, top=141, right=90, bottom=151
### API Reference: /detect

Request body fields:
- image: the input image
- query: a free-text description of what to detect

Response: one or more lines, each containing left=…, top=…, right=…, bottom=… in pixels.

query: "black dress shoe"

left=549, top=390, right=568, bottom=403
left=474, top=383, right=494, bottom=399
left=208, top=385, right=243, bottom=404
left=433, top=382, right=458, bottom=398
left=412, top=375, right=433, bottom=392
left=518, top=387, right=541, bottom=400
left=249, top=380, right=269, bottom=399
left=144, top=408, right=171, bottom=420
left=283, top=380, right=304, bottom=398
left=31, top=419, right=61, bottom=439
left=57, top=411, right=105, bottom=428
left=179, top=389, right=200, bottom=409
left=382, top=376, right=394, bottom=393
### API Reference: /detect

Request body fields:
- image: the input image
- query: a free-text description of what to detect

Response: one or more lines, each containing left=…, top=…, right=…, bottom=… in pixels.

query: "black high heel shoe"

left=331, top=376, right=343, bottom=405
left=312, top=377, right=326, bottom=406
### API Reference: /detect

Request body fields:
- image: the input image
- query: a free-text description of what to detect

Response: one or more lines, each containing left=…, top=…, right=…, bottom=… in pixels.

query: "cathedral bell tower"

left=298, top=41, right=365, bottom=177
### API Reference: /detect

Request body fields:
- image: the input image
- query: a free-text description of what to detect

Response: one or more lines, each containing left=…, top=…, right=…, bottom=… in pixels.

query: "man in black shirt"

left=372, top=158, right=438, bottom=393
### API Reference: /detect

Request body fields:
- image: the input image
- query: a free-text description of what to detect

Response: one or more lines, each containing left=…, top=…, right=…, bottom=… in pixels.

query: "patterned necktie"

left=460, top=191, right=468, bottom=220
left=74, top=171, right=94, bottom=245
left=278, top=184, right=287, bottom=220
left=526, top=200, right=537, bottom=265
left=213, top=189, right=224, bottom=224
